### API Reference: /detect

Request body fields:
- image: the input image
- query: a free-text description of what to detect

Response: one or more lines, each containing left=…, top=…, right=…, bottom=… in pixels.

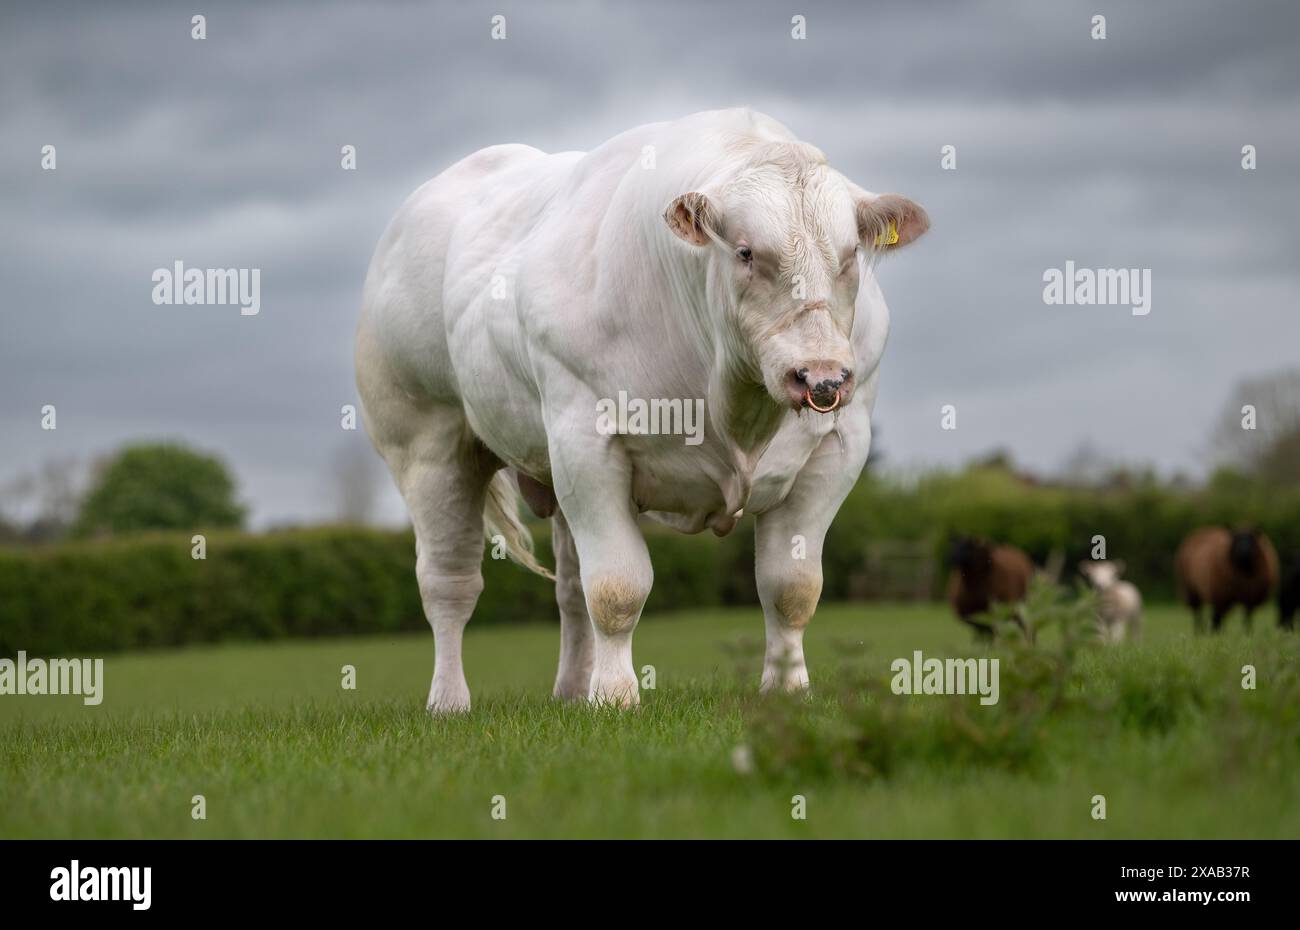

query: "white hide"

left=355, top=109, right=928, bottom=711
left=1080, top=561, right=1144, bottom=643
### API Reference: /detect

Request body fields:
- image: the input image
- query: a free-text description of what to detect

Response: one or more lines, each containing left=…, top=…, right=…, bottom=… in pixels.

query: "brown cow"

left=1175, top=527, right=1279, bottom=633
left=946, top=536, right=1035, bottom=639
left=1279, top=556, right=1300, bottom=630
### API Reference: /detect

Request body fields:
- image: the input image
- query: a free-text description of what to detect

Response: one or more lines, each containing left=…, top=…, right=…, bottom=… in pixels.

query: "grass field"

left=2, top=600, right=1298, bottom=839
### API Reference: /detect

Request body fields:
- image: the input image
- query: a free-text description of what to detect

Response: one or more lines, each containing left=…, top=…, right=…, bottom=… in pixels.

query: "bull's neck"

left=647, top=220, right=787, bottom=459
left=707, top=350, right=789, bottom=460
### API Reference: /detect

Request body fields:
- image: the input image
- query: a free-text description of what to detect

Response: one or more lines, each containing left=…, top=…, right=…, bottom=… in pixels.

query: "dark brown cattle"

left=946, top=536, right=1034, bottom=639
left=1277, top=556, right=1299, bottom=630
left=1175, top=527, right=1279, bottom=633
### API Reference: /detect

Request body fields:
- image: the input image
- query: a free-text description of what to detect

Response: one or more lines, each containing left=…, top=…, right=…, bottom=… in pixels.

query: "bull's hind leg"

left=378, top=411, right=493, bottom=714
left=551, top=510, right=594, bottom=700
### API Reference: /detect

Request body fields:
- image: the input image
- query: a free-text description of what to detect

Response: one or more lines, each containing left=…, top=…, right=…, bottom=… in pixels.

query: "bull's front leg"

left=753, top=419, right=871, bottom=693
left=550, top=442, right=653, bottom=708
left=568, top=502, right=652, bottom=707
left=754, top=507, right=823, bottom=692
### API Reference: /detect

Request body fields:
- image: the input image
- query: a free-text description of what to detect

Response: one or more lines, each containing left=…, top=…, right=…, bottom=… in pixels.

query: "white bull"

left=355, top=109, right=929, bottom=711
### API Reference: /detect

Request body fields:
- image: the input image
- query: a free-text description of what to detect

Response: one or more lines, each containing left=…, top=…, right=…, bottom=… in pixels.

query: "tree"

left=0, top=457, right=87, bottom=542
left=1210, top=368, right=1300, bottom=486
left=75, top=443, right=245, bottom=537
left=1055, top=440, right=1113, bottom=487
left=968, top=448, right=1017, bottom=473
left=328, top=439, right=385, bottom=525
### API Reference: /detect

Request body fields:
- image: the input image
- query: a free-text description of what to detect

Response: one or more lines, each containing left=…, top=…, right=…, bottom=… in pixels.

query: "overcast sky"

left=2, top=0, right=1298, bottom=527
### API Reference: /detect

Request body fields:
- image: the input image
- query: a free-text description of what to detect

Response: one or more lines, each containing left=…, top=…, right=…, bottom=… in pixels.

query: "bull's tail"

left=483, top=471, right=555, bottom=581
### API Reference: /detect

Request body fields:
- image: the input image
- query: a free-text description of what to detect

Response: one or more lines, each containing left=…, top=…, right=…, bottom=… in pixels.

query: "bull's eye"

left=736, top=245, right=753, bottom=264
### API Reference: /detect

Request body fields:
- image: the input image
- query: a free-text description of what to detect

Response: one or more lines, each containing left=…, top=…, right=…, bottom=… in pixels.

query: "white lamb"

left=1079, top=560, right=1143, bottom=643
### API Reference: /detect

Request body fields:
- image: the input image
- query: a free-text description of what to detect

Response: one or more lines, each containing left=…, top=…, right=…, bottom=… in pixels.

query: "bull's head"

left=664, top=142, right=928, bottom=414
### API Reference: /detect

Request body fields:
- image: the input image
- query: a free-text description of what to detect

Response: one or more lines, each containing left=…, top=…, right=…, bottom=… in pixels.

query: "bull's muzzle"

left=787, top=364, right=853, bottom=413
left=805, top=391, right=841, bottom=413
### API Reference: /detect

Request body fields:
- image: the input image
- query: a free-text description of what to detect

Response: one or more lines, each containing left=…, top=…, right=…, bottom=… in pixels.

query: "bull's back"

left=356, top=143, right=559, bottom=407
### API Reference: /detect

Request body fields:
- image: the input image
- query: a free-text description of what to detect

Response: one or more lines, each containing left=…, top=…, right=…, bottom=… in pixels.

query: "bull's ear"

left=854, top=191, right=929, bottom=250
left=665, top=191, right=718, bottom=247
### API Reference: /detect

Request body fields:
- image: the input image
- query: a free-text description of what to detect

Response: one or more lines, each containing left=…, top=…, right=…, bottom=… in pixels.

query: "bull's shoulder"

left=417, top=144, right=579, bottom=224
left=443, top=143, right=548, bottom=181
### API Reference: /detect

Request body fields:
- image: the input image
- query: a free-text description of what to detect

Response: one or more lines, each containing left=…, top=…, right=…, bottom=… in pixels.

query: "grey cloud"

left=1, top=0, right=1298, bottom=525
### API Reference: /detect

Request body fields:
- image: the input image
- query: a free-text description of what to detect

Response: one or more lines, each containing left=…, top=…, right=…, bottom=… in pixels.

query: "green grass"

left=2, top=601, right=1298, bottom=838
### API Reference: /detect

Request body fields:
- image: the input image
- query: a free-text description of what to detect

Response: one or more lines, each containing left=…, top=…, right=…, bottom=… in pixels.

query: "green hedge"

left=0, top=524, right=755, bottom=657
left=0, top=528, right=419, bottom=656
left=826, top=467, right=1300, bottom=602
left=3, top=468, right=1297, bottom=656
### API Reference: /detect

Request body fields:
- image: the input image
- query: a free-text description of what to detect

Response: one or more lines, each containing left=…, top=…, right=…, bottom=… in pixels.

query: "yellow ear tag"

left=874, top=220, right=899, bottom=247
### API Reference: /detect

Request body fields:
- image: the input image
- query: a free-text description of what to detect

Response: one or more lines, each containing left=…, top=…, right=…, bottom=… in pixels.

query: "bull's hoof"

left=427, top=701, right=471, bottom=716
left=588, top=676, right=640, bottom=709
left=760, top=665, right=810, bottom=694
left=427, top=679, right=471, bottom=715
left=552, top=674, right=593, bottom=703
